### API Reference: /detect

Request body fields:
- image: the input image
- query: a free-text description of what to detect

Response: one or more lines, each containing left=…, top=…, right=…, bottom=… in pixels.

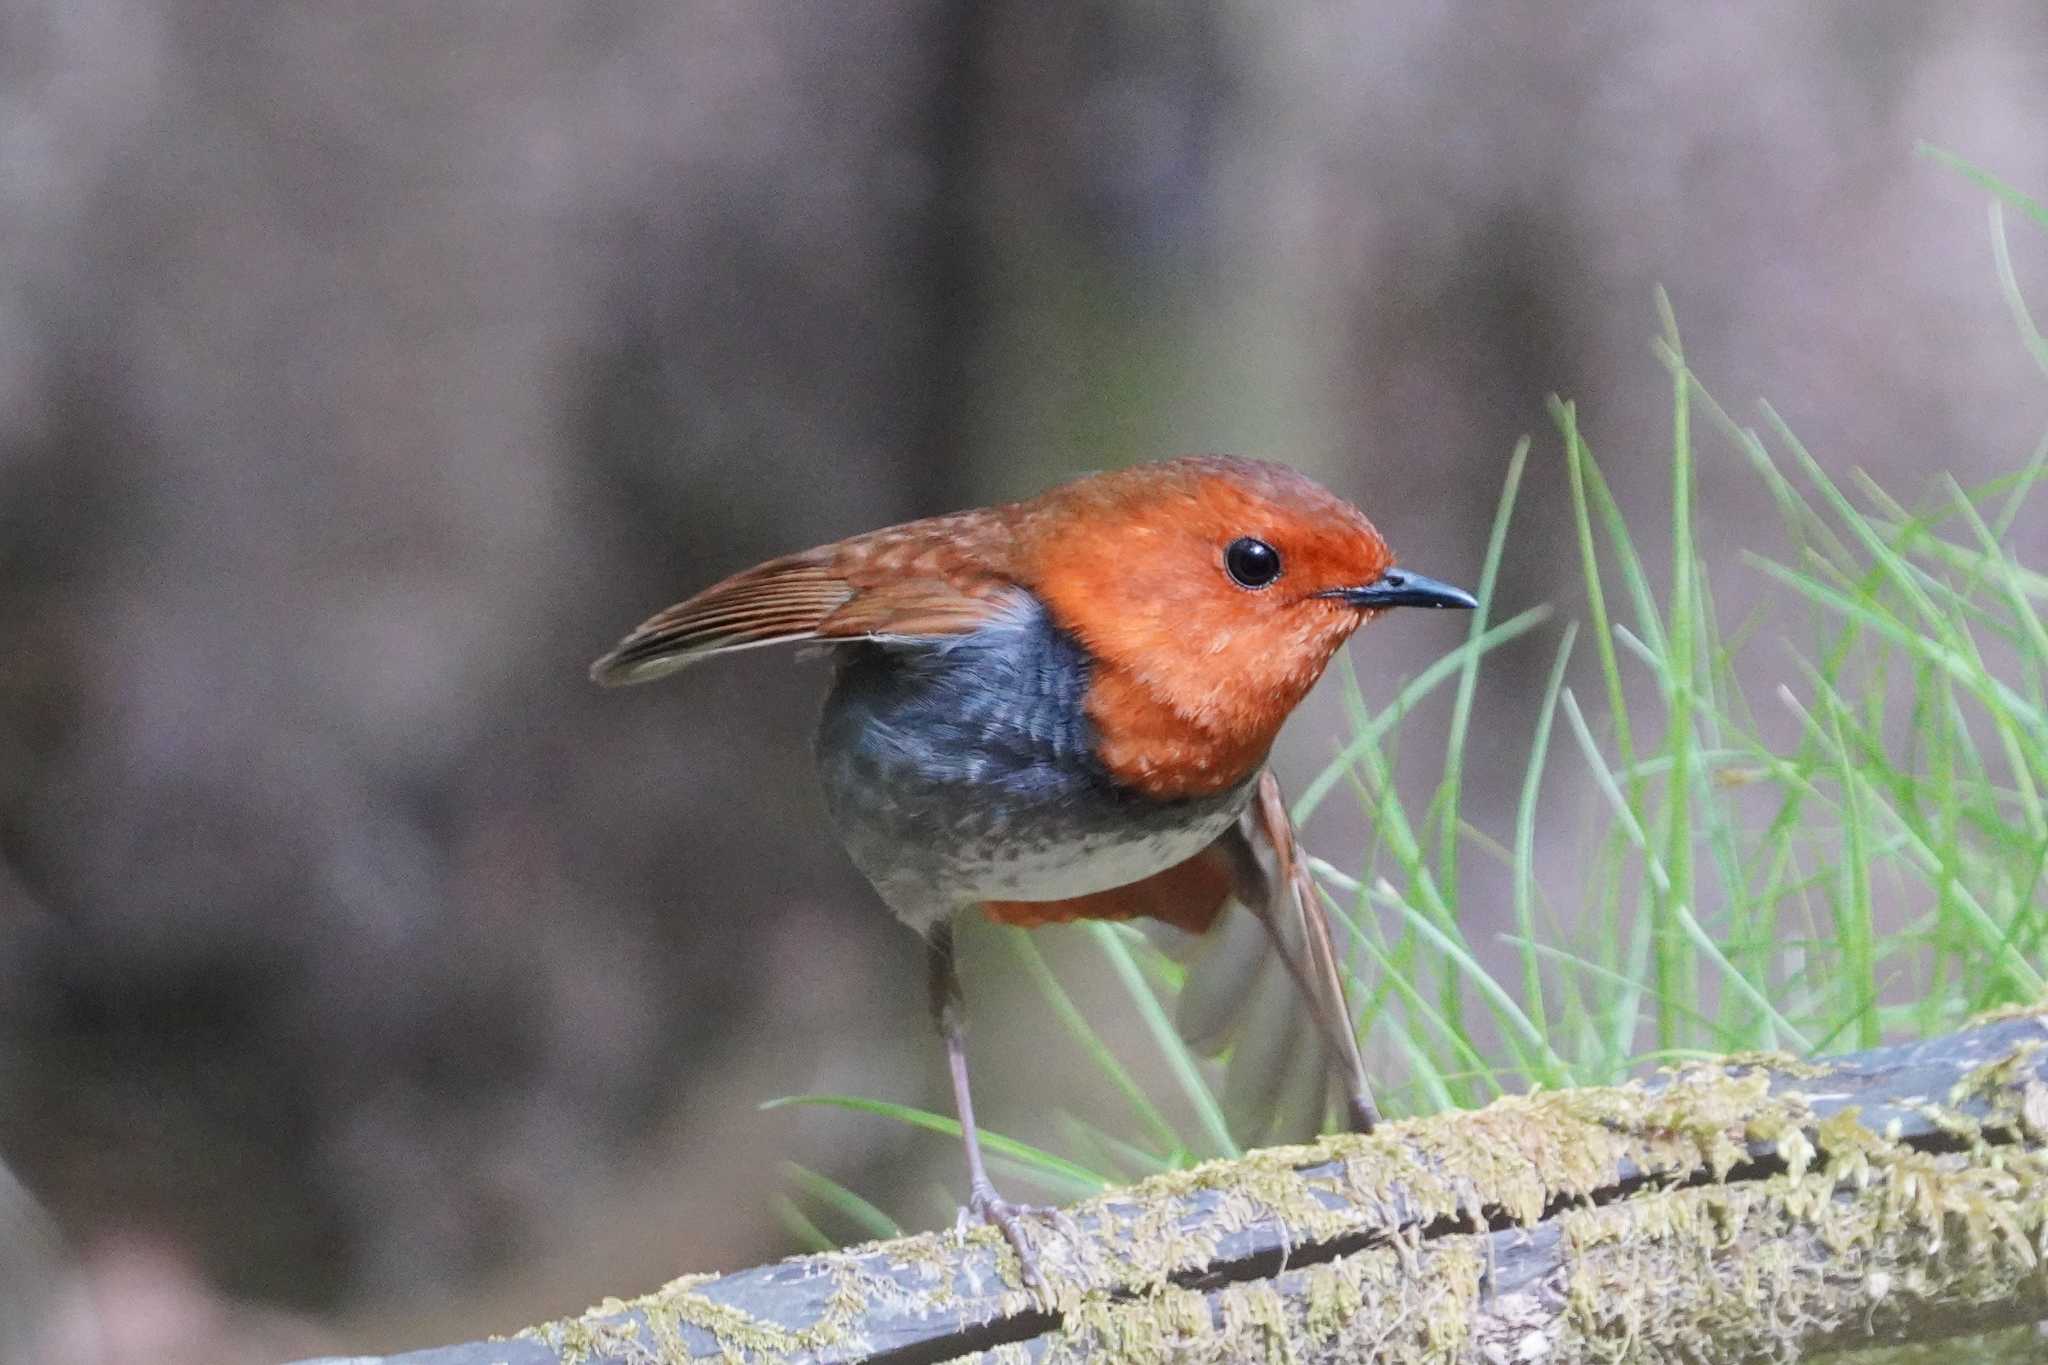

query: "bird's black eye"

left=1224, top=537, right=1282, bottom=588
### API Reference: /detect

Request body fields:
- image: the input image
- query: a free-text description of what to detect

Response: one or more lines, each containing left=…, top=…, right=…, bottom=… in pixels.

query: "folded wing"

left=590, top=508, right=1018, bottom=686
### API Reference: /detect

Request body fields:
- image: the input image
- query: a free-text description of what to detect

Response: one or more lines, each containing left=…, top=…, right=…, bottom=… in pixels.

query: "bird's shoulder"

left=810, top=505, right=1028, bottom=640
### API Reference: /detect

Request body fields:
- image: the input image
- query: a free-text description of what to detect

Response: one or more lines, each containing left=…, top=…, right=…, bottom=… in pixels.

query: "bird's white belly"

left=949, top=796, right=1246, bottom=903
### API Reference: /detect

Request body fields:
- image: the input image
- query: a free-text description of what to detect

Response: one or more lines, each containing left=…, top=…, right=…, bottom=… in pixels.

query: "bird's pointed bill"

left=1321, top=570, right=1478, bottom=611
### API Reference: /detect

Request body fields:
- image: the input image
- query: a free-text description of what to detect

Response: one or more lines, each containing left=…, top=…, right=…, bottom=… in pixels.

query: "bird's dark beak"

left=1321, top=569, right=1478, bottom=611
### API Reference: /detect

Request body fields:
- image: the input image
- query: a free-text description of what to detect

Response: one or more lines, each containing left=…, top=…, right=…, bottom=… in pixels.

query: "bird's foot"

left=956, top=1182, right=1079, bottom=1293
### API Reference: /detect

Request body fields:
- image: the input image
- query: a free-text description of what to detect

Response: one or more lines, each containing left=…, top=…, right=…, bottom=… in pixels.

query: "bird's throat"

left=1084, top=665, right=1280, bottom=800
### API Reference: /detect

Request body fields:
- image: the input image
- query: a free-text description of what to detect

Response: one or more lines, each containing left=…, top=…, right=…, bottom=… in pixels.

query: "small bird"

left=591, top=455, right=1473, bottom=1281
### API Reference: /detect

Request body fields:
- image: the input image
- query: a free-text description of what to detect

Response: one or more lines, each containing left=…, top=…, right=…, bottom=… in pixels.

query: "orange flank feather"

left=981, top=843, right=1234, bottom=935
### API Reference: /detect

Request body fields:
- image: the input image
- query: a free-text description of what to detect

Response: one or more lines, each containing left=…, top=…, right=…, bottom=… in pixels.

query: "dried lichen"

left=988, top=1231, right=1483, bottom=1365
left=1964, top=995, right=2048, bottom=1029
left=1543, top=1141, right=2048, bottom=1362
left=1838, top=1325, right=2048, bottom=1365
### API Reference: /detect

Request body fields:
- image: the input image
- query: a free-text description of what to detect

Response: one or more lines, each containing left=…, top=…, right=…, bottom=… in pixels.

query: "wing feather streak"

left=590, top=508, right=1017, bottom=685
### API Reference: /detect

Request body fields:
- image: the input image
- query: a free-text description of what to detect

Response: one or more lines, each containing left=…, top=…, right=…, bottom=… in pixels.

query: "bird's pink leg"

left=927, top=924, right=1064, bottom=1291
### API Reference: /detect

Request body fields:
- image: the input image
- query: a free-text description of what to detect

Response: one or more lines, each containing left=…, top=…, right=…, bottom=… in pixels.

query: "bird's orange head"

left=1015, top=456, right=1475, bottom=799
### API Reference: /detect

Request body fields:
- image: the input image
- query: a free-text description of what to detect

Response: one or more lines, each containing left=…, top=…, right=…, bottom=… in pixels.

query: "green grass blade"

left=1920, top=144, right=2048, bottom=232
left=1656, top=289, right=1700, bottom=1050
left=762, top=1094, right=1108, bottom=1196
left=1293, top=606, right=1551, bottom=824
left=1433, top=439, right=1529, bottom=914
left=773, top=1196, right=837, bottom=1252
left=1084, top=922, right=1240, bottom=1159
left=1513, top=621, right=1577, bottom=1071
left=782, top=1161, right=904, bottom=1241
left=1004, top=928, right=1180, bottom=1154
left=1988, top=203, right=2048, bottom=382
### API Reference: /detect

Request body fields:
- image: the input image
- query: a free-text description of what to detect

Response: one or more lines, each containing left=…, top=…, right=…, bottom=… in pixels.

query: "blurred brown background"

left=3, top=3, right=2047, bottom=1361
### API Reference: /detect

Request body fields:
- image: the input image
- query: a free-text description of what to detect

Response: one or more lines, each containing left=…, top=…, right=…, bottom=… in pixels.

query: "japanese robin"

left=590, top=455, right=1474, bottom=1281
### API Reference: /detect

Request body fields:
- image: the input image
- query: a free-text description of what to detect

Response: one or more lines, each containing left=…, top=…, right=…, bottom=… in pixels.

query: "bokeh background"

left=4, top=3, right=2047, bottom=1360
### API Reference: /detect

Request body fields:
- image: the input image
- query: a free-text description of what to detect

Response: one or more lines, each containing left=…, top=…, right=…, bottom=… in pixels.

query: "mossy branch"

left=305, top=1009, right=2048, bottom=1365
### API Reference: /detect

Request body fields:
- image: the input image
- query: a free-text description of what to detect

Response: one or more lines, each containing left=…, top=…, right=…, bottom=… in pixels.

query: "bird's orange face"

left=1019, top=456, right=1469, bottom=799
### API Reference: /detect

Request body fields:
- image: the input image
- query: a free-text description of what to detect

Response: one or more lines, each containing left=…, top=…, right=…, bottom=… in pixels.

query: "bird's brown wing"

left=1170, top=771, right=1377, bottom=1144
left=590, top=508, right=1021, bottom=686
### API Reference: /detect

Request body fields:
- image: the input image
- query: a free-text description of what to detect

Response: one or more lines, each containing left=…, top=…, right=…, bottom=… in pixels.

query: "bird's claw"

left=959, top=1183, right=1075, bottom=1293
